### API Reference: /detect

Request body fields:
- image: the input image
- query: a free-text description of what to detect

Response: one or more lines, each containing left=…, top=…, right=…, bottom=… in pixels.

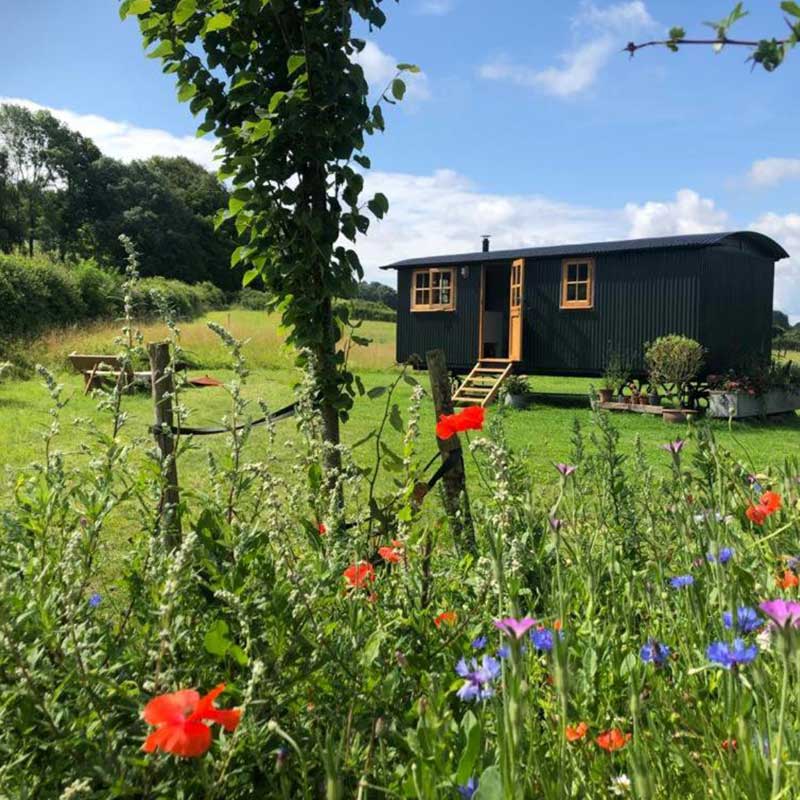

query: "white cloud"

left=0, top=96, right=218, bottom=170
left=751, top=212, right=800, bottom=318
left=747, top=158, right=800, bottom=188
left=479, top=1, right=656, bottom=97
left=416, top=0, right=455, bottom=15
left=352, top=41, right=431, bottom=102
left=624, top=189, right=729, bottom=238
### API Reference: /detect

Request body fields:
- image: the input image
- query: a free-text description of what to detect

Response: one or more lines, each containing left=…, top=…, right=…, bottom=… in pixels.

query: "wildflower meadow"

left=1, top=308, right=800, bottom=799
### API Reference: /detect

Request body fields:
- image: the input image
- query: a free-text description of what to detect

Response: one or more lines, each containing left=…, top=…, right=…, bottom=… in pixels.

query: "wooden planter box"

left=708, top=389, right=800, bottom=419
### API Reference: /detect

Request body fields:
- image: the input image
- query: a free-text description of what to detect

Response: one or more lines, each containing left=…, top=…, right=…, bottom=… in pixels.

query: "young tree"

left=121, top=0, right=415, bottom=483
left=625, top=2, right=799, bottom=71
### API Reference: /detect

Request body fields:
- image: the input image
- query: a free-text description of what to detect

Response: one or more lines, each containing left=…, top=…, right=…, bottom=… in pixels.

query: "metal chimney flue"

left=481, top=235, right=491, bottom=253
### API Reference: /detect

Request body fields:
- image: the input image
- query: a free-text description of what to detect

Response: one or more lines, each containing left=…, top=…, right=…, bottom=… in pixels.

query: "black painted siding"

left=395, top=244, right=774, bottom=376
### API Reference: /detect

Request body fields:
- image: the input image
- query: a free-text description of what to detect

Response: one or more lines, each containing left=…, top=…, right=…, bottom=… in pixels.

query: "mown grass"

left=2, top=308, right=799, bottom=498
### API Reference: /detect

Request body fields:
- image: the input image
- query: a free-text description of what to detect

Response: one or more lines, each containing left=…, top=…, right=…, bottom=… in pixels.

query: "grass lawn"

left=2, top=309, right=799, bottom=497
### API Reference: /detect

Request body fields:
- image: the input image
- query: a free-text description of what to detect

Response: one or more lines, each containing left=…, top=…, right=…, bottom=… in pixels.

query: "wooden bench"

left=68, top=353, right=147, bottom=394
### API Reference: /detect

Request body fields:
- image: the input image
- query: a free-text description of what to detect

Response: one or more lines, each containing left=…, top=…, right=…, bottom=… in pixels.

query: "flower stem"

left=772, top=651, right=790, bottom=798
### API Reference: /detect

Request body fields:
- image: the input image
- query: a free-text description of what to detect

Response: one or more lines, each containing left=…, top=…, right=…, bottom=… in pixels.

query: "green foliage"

left=124, top=0, right=418, bottom=454
left=333, top=297, right=396, bottom=323
left=500, top=373, right=531, bottom=397
left=601, top=351, right=629, bottom=391
left=356, top=279, right=398, bottom=310
left=645, top=334, right=705, bottom=394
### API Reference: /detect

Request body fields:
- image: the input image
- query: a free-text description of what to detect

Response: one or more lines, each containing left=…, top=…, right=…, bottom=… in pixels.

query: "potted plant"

left=707, top=362, right=800, bottom=419
left=501, top=374, right=532, bottom=409
left=599, top=352, right=628, bottom=403
left=644, top=335, right=705, bottom=423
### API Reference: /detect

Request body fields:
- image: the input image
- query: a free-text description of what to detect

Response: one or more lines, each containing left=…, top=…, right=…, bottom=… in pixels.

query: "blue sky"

left=2, top=1, right=799, bottom=315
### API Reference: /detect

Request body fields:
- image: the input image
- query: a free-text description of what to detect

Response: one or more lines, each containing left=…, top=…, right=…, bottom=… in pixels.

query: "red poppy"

left=433, top=611, right=457, bottom=628
left=435, top=406, right=485, bottom=440
left=760, top=491, right=782, bottom=514
left=317, top=522, right=327, bottom=535
left=595, top=728, right=631, bottom=752
left=343, top=562, right=376, bottom=588
left=746, top=504, right=768, bottom=525
left=378, top=546, right=403, bottom=564
left=722, top=738, right=738, bottom=752
left=566, top=722, right=588, bottom=742
left=142, top=684, right=241, bottom=758
left=777, top=570, right=799, bottom=590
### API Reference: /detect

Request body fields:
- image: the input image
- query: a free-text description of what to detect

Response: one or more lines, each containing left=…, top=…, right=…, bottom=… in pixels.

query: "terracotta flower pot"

left=598, top=389, right=613, bottom=403
left=662, top=408, right=686, bottom=424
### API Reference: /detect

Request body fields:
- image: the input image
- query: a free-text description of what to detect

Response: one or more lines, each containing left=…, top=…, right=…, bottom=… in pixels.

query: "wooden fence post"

left=149, top=341, right=181, bottom=548
left=426, top=349, right=476, bottom=553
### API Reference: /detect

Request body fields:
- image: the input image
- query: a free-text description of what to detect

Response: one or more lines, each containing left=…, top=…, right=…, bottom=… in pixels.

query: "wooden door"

left=508, top=258, right=524, bottom=361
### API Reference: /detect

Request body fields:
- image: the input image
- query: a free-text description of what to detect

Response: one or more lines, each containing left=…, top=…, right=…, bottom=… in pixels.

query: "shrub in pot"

left=501, top=374, right=532, bottom=409
left=645, top=334, right=705, bottom=420
left=600, top=352, right=628, bottom=403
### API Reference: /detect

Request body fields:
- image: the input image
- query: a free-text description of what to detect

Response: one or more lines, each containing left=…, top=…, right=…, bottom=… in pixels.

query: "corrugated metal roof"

left=380, top=231, right=789, bottom=270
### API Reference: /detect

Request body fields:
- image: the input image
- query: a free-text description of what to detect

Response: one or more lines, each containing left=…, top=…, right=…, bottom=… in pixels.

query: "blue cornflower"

left=722, top=606, right=762, bottom=634
left=471, top=636, right=487, bottom=650
left=640, top=639, right=670, bottom=666
left=707, top=639, right=758, bottom=669
left=531, top=628, right=554, bottom=652
left=707, top=547, right=735, bottom=565
left=457, top=777, right=478, bottom=799
left=88, top=593, right=102, bottom=608
left=669, top=575, right=694, bottom=589
left=455, top=655, right=501, bottom=702
left=496, top=645, right=511, bottom=660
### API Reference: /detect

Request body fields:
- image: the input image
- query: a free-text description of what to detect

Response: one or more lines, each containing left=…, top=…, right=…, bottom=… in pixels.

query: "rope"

left=151, top=401, right=297, bottom=437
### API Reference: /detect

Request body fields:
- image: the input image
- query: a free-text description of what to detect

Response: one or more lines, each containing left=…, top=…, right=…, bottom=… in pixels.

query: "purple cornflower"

left=707, top=639, right=758, bottom=669
left=759, top=599, right=800, bottom=629
left=669, top=574, right=694, bottom=589
left=494, top=616, right=537, bottom=639
left=747, top=475, right=764, bottom=493
left=88, top=593, right=102, bottom=608
left=457, top=777, right=478, bottom=799
left=496, top=645, right=511, bottom=659
left=787, top=556, right=800, bottom=571
left=549, top=517, right=563, bottom=532
left=723, top=607, right=762, bottom=634
left=531, top=627, right=554, bottom=652
left=707, top=548, right=735, bottom=565
left=660, top=439, right=685, bottom=454
left=455, top=655, right=501, bottom=702
left=471, top=636, right=487, bottom=650
left=555, top=463, right=576, bottom=477
left=640, top=639, right=670, bottom=666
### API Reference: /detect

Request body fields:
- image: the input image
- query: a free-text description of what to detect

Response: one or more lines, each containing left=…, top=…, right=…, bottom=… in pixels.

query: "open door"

left=508, top=258, right=524, bottom=361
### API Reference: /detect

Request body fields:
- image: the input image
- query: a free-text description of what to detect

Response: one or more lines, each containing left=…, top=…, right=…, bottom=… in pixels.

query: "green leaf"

left=367, top=192, right=389, bottom=220
left=455, top=712, right=481, bottom=784
left=361, top=628, right=386, bottom=668
left=147, top=41, right=174, bottom=59
left=177, top=83, right=197, bottom=102
left=397, top=63, right=421, bottom=73
left=242, top=268, right=260, bottom=286
left=173, top=0, right=197, bottom=24
left=353, top=154, right=371, bottom=169
left=196, top=119, right=215, bottom=137
left=351, top=430, right=376, bottom=449
left=403, top=374, right=420, bottom=388
left=782, top=1, right=800, bottom=17
left=203, top=620, right=231, bottom=657
left=367, top=386, right=387, bottom=399
left=287, top=54, right=306, bottom=76
left=206, top=12, right=233, bottom=32
left=120, top=0, right=151, bottom=20
left=268, top=91, right=286, bottom=112
left=473, top=766, right=502, bottom=800
left=391, top=78, right=406, bottom=101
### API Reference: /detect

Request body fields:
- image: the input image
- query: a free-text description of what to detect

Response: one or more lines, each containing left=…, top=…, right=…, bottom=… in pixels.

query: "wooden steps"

left=452, top=359, right=513, bottom=407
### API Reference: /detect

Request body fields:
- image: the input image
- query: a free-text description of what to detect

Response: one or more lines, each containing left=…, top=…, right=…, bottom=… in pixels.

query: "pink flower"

left=759, top=599, right=800, bottom=629
left=493, top=616, right=537, bottom=639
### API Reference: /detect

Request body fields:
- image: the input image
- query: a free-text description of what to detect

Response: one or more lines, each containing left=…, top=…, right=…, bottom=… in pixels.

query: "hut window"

left=411, top=268, right=456, bottom=311
left=560, top=258, right=594, bottom=309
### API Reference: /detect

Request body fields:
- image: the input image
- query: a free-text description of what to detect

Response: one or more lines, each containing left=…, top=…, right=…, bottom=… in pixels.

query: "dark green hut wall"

left=522, top=249, right=701, bottom=375
left=395, top=244, right=773, bottom=374
left=698, top=245, right=774, bottom=373
left=395, top=266, right=482, bottom=368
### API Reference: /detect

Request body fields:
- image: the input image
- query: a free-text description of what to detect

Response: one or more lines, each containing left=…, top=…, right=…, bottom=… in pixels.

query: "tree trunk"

left=314, top=294, right=343, bottom=488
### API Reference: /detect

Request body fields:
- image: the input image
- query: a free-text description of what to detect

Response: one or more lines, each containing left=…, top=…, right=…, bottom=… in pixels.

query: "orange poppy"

left=746, top=504, right=768, bottom=525
left=596, top=728, right=631, bottom=752
left=434, top=611, right=457, bottom=628
left=722, top=738, right=738, bottom=752
left=317, top=522, right=327, bottom=535
left=553, top=619, right=563, bottom=631
left=142, top=684, right=241, bottom=758
left=760, top=491, right=782, bottom=514
left=777, top=570, right=799, bottom=590
left=436, top=406, right=485, bottom=440
left=378, top=546, right=403, bottom=564
left=566, top=722, right=588, bottom=742
left=343, top=562, right=376, bottom=588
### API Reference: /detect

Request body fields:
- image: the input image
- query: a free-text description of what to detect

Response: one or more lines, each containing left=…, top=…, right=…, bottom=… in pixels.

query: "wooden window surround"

left=411, top=267, right=456, bottom=311
left=560, top=258, right=595, bottom=309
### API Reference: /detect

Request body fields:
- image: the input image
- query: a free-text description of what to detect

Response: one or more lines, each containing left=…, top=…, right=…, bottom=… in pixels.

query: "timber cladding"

left=385, top=232, right=787, bottom=377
